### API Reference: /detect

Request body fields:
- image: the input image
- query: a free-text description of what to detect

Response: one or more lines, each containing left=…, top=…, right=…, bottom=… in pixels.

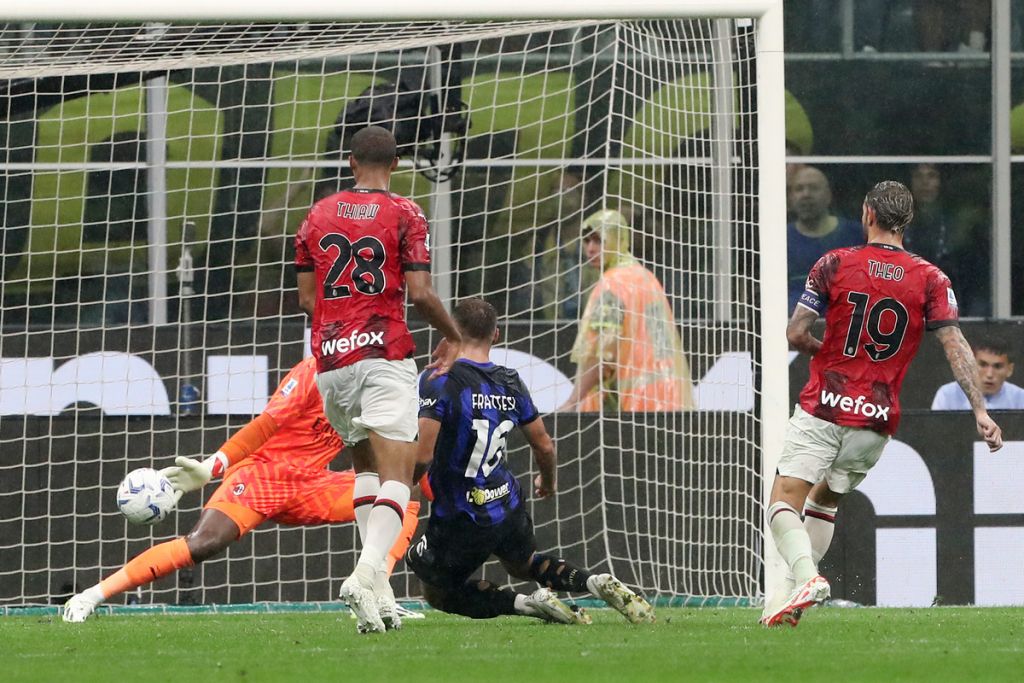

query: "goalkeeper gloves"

left=159, top=452, right=229, bottom=497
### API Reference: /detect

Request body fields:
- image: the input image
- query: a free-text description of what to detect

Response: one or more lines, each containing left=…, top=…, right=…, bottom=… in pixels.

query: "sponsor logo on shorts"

left=233, top=483, right=246, bottom=496
left=320, top=329, right=385, bottom=356
left=820, top=389, right=891, bottom=420
left=467, top=482, right=511, bottom=506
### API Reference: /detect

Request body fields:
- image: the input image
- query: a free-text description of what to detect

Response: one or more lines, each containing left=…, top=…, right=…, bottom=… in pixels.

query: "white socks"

left=374, top=569, right=395, bottom=601
left=353, top=472, right=380, bottom=544
left=803, top=499, right=838, bottom=565
left=355, top=480, right=411, bottom=586
left=768, top=501, right=817, bottom=584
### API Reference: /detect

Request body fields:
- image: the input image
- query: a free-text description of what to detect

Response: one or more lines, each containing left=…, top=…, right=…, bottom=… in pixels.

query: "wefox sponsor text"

left=320, top=329, right=385, bottom=355
left=820, top=389, right=891, bottom=420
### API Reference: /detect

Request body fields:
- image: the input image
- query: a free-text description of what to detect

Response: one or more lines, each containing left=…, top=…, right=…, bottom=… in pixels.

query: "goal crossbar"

left=4, top=1, right=780, bottom=22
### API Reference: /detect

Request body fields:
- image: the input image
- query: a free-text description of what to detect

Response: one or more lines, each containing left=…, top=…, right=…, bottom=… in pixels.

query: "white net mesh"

left=0, top=18, right=763, bottom=607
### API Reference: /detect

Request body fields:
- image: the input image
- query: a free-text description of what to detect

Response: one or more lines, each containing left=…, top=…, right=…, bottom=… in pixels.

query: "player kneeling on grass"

left=63, top=357, right=421, bottom=625
left=407, top=298, right=654, bottom=625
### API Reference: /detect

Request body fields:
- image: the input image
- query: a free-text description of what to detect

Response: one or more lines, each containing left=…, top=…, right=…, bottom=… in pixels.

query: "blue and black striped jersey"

left=418, top=359, right=539, bottom=526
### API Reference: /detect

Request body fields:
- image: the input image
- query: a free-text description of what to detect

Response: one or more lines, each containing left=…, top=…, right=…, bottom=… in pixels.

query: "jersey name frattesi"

left=471, top=393, right=517, bottom=410
left=336, top=202, right=380, bottom=220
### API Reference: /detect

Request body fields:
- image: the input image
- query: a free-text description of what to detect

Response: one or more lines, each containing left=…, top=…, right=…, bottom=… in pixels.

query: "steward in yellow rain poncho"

left=560, top=209, right=694, bottom=412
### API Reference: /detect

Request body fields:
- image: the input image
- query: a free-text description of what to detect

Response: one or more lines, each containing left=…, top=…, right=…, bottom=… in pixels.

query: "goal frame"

left=2, top=0, right=789, bottom=604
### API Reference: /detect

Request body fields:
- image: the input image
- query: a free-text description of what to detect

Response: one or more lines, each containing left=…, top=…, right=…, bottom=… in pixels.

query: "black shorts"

left=406, top=507, right=536, bottom=590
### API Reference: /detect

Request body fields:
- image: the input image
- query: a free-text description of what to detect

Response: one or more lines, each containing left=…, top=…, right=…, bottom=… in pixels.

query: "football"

left=116, top=467, right=178, bottom=525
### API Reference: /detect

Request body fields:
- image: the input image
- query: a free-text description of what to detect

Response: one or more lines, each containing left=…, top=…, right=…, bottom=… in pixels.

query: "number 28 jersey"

left=294, top=188, right=431, bottom=373
left=418, top=359, right=539, bottom=526
left=798, top=243, right=959, bottom=435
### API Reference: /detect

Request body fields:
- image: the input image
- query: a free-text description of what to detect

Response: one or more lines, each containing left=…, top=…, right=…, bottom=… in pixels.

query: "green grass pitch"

left=5, top=607, right=1024, bottom=682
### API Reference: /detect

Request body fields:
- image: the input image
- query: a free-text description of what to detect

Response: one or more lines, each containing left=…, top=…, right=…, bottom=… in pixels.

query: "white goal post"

left=0, top=1, right=787, bottom=608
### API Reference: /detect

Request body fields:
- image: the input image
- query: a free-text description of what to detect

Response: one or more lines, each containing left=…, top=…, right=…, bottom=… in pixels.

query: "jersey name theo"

left=294, top=188, right=431, bottom=373
left=797, top=243, right=959, bottom=435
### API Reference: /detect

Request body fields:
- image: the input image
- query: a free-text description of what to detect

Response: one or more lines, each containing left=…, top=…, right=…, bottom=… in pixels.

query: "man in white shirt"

left=932, top=340, right=1024, bottom=410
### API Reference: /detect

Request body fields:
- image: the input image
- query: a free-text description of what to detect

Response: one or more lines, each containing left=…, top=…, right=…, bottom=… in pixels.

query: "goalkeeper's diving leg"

left=61, top=508, right=241, bottom=623
left=62, top=463, right=421, bottom=623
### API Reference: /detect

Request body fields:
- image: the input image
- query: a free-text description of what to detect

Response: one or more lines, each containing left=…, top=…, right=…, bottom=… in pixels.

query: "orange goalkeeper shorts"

left=205, top=460, right=355, bottom=537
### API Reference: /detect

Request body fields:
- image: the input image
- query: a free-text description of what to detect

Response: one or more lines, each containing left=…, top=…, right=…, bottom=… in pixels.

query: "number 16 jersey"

left=418, top=359, right=540, bottom=526
left=294, top=188, right=431, bottom=373
left=797, top=243, right=959, bottom=435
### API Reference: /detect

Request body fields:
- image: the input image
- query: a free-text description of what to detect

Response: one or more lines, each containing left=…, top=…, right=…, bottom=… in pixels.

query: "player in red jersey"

left=762, top=180, right=1003, bottom=628
left=294, top=125, right=462, bottom=633
left=61, top=357, right=423, bottom=623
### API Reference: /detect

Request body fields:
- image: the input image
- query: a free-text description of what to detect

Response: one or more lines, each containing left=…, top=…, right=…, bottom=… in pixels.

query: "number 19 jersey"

left=294, top=188, right=431, bottom=373
left=418, top=359, right=540, bottom=526
left=798, top=243, right=959, bottom=435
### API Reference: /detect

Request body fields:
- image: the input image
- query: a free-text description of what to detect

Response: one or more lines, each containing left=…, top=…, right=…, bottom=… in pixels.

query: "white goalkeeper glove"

left=159, top=452, right=228, bottom=498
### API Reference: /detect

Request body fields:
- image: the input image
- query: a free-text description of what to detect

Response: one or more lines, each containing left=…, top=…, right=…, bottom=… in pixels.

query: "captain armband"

left=797, top=288, right=825, bottom=315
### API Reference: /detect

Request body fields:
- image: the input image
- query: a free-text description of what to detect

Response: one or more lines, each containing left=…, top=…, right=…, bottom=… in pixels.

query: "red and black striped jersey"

left=295, top=188, right=430, bottom=372
left=797, top=243, right=959, bottom=435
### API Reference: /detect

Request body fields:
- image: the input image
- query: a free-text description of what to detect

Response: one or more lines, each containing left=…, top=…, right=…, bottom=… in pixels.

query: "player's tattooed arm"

left=936, top=325, right=1003, bottom=452
left=786, top=305, right=822, bottom=356
left=936, top=326, right=985, bottom=412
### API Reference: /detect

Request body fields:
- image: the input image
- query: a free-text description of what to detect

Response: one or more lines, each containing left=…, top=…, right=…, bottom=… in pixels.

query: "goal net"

left=0, top=13, right=783, bottom=608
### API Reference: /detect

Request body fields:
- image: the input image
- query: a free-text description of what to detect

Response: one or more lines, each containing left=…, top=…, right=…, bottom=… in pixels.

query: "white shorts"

left=777, top=406, right=890, bottom=494
left=315, top=358, right=419, bottom=445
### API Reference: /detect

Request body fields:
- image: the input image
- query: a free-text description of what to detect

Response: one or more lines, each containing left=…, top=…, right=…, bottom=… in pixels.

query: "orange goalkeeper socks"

left=99, top=537, right=195, bottom=600
left=386, top=500, right=420, bottom=575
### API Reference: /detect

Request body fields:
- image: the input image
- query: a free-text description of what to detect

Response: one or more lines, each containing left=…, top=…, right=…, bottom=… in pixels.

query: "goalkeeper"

left=63, top=357, right=423, bottom=625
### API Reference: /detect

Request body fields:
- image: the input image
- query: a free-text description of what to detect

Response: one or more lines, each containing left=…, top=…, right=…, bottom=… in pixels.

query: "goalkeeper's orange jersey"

left=571, top=261, right=694, bottom=412
left=232, top=357, right=343, bottom=473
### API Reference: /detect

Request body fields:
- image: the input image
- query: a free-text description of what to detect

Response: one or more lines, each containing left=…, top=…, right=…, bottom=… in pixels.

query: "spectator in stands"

left=914, top=0, right=989, bottom=52
left=787, top=166, right=862, bottom=312
left=558, top=209, right=693, bottom=412
left=533, top=168, right=600, bottom=320
left=932, top=339, right=1024, bottom=410
left=904, top=163, right=989, bottom=316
